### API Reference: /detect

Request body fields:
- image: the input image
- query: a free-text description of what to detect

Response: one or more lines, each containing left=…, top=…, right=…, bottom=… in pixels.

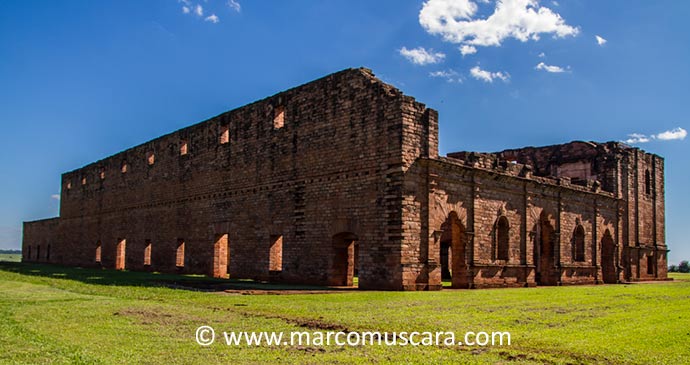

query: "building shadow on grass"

left=0, top=261, right=356, bottom=294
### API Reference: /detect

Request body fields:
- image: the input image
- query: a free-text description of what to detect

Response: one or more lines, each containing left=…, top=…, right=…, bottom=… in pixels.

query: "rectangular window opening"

left=66, top=181, right=72, bottom=190
left=146, top=151, right=155, bottom=165
left=81, top=176, right=87, bottom=185
left=116, top=239, right=126, bottom=270
left=273, top=106, right=285, bottom=129
left=213, top=234, right=229, bottom=278
left=99, top=169, right=105, bottom=180
left=121, top=162, right=129, bottom=174
left=95, top=241, right=102, bottom=263
left=220, top=125, right=230, bottom=144
left=647, top=254, right=654, bottom=275
left=144, top=240, right=152, bottom=266
left=180, top=140, right=188, bottom=156
left=269, top=235, right=283, bottom=271
left=176, top=239, right=185, bottom=267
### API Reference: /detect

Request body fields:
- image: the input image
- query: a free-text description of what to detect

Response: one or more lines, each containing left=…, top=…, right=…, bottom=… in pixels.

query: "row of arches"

left=86, top=232, right=362, bottom=287
left=438, top=211, right=617, bottom=287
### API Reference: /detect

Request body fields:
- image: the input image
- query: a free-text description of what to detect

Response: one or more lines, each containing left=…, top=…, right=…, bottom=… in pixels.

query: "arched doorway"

left=601, top=229, right=617, bottom=284
left=330, top=232, right=358, bottom=286
left=535, top=212, right=556, bottom=286
left=440, top=212, right=468, bottom=289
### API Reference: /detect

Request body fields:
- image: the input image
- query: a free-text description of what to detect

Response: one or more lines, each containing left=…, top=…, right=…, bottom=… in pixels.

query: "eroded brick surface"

left=22, top=68, right=668, bottom=290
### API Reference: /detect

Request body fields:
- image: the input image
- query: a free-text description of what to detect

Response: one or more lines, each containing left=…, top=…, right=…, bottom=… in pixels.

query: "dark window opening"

left=496, top=217, right=510, bottom=261
left=574, top=225, right=586, bottom=262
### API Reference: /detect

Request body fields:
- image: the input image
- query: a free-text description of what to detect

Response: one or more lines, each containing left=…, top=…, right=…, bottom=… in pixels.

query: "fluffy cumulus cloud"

left=419, top=0, right=579, bottom=55
left=595, top=35, right=607, bottom=46
left=470, top=65, right=509, bottom=82
left=399, top=47, right=446, bottom=65
left=624, top=128, right=687, bottom=144
left=429, top=69, right=463, bottom=83
left=535, top=61, right=568, bottom=73
left=656, top=127, right=687, bottom=141
left=460, top=45, right=477, bottom=56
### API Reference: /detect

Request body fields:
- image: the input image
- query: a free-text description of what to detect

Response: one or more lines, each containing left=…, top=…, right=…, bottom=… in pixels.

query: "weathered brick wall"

left=22, top=67, right=667, bottom=290
left=25, top=68, right=438, bottom=290
left=408, top=156, right=623, bottom=289
left=22, top=218, right=59, bottom=262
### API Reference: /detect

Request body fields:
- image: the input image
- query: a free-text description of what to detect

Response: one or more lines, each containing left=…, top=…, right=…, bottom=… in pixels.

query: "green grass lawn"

left=0, top=262, right=688, bottom=364
left=0, top=253, right=21, bottom=262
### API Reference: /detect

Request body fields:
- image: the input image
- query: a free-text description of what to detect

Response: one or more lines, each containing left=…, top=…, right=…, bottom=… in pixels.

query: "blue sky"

left=0, top=1, right=688, bottom=264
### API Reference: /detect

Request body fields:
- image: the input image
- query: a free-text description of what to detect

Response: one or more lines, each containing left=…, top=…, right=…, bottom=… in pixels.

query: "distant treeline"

left=669, top=261, right=689, bottom=273
left=0, top=249, right=21, bottom=254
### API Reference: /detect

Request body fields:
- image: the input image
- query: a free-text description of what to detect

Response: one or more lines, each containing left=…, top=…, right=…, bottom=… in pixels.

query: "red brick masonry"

left=23, top=68, right=668, bottom=290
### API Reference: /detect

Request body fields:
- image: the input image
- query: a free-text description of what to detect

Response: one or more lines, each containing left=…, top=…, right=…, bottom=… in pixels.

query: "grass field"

left=0, top=262, right=688, bottom=364
left=0, top=253, right=21, bottom=262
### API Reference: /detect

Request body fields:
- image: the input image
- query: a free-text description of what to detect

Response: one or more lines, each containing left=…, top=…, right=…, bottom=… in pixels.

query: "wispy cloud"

left=51, top=194, right=60, bottom=200
left=535, top=62, right=569, bottom=73
left=227, top=0, right=241, bottom=12
left=419, top=0, right=579, bottom=55
left=470, top=65, right=509, bottom=83
left=399, top=47, right=446, bottom=65
left=624, top=127, right=687, bottom=144
left=595, top=35, right=607, bottom=46
left=429, top=69, right=463, bottom=83
left=180, top=1, right=224, bottom=24
left=538, top=52, right=546, bottom=58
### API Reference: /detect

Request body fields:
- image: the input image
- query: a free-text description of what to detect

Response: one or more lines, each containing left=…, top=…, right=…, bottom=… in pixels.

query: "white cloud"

left=51, top=194, right=60, bottom=200
left=535, top=61, right=568, bottom=73
left=656, top=127, right=687, bottom=141
left=419, top=0, right=579, bottom=54
left=399, top=47, right=446, bottom=65
left=195, top=4, right=203, bottom=16
left=429, top=69, right=463, bottom=83
left=624, top=128, right=687, bottom=144
left=595, top=35, right=607, bottom=46
left=227, top=0, right=241, bottom=12
left=624, top=133, right=650, bottom=144
left=205, top=14, right=220, bottom=23
left=460, top=45, right=477, bottom=56
left=538, top=52, right=545, bottom=58
left=470, top=65, right=509, bottom=83
left=552, top=1, right=559, bottom=6
left=182, top=6, right=190, bottom=14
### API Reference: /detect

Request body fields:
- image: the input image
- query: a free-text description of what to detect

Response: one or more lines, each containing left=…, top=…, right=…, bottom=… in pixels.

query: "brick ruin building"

left=22, top=68, right=669, bottom=290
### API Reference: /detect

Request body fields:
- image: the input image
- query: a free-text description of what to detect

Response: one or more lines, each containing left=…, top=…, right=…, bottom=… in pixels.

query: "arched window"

left=573, top=225, right=585, bottom=262
left=644, top=169, right=651, bottom=195
left=496, top=217, right=510, bottom=261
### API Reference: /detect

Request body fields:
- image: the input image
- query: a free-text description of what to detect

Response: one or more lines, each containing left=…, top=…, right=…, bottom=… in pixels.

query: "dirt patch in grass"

left=113, top=308, right=202, bottom=326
